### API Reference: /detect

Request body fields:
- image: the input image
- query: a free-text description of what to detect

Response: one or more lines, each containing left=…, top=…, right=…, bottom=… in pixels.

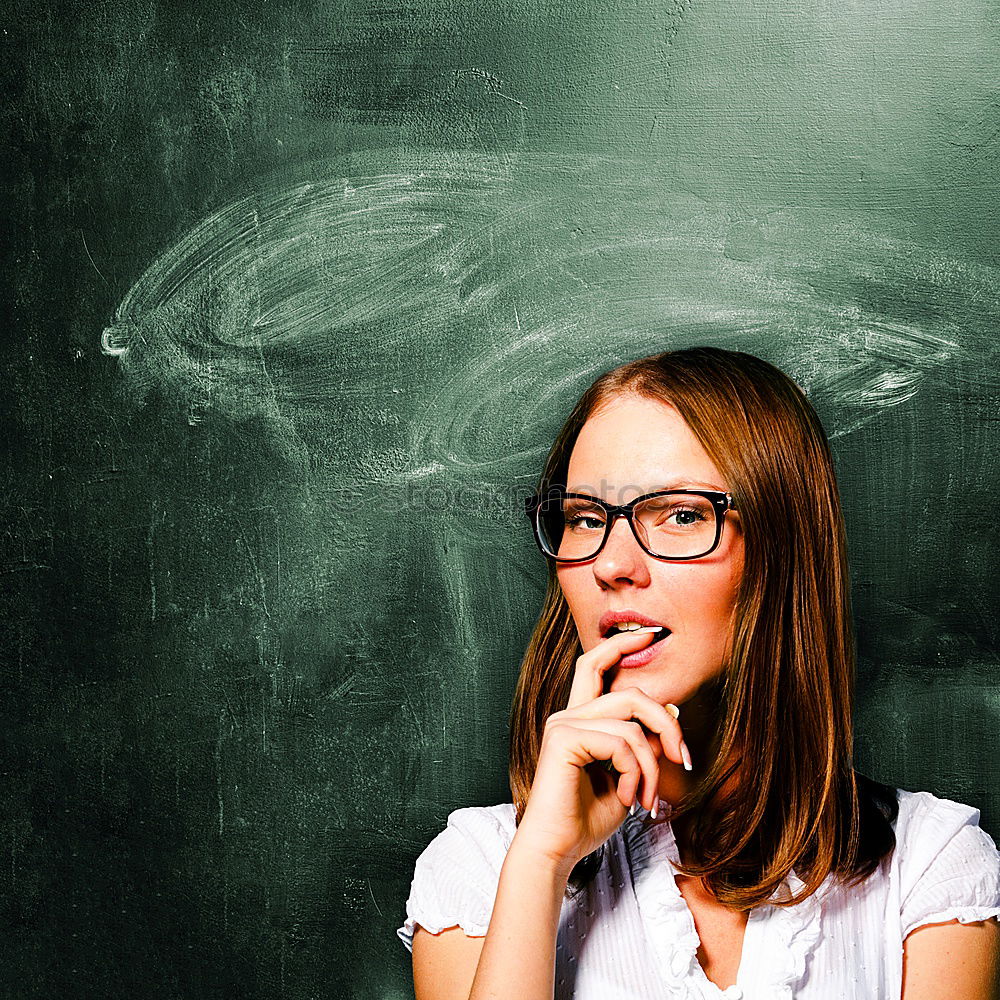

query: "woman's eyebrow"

left=565, top=479, right=727, bottom=495
left=654, top=478, right=727, bottom=491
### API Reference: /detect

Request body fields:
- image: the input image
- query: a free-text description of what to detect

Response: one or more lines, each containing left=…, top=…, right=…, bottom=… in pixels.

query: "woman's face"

left=557, top=393, right=744, bottom=708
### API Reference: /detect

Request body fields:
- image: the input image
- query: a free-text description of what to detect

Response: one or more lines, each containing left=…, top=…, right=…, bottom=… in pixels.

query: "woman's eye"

left=565, top=513, right=605, bottom=531
left=645, top=503, right=710, bottom=528
left=669, top=508, right=703, bottom=525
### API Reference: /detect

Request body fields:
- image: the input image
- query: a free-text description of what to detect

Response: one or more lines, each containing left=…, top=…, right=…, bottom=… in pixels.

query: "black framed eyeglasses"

left=524, top=487, right=738, bottom=563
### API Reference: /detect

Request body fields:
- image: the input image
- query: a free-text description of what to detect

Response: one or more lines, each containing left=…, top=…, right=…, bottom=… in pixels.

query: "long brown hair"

left=508, top=346, right=897, bottom=910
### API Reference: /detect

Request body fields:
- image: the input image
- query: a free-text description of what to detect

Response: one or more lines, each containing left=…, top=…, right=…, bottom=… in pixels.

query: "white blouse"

left=397, top=788, right=1000, bottom=999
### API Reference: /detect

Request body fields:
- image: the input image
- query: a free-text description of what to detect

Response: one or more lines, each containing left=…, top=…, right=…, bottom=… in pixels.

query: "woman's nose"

left=592, top=515, right=651, bottom=586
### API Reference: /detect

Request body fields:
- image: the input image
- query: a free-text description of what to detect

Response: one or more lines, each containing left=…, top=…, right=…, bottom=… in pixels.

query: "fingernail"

left=651, top=799, right=658, bottom=820
left=632, top=626, right=663, bottom=634
left=664, top=703, right=680, bottom=719
left=680, top=741, right=693, bottom=772
left=629, top=799, right=636, bottom=816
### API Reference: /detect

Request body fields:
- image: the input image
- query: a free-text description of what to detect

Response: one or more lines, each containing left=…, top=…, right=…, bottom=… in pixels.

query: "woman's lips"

left=615, top=630, right=671, bottom=669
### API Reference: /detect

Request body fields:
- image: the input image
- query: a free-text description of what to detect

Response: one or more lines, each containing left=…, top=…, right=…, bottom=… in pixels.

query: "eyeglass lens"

left=536, top=493, right=719, bottom=560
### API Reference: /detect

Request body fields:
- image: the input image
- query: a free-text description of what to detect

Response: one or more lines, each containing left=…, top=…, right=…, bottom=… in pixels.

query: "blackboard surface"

left=5, top=2, right=999, bottom=998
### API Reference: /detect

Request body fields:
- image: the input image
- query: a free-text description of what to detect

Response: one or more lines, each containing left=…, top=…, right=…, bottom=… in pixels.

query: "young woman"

left=396, top=347, right=1000, bottom=999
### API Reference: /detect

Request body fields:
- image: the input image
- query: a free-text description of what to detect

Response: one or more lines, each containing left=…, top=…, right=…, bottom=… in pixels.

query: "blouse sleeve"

left=898, top=792, right=1000, bottom=939
left=396, top=806, right=512, bottom=954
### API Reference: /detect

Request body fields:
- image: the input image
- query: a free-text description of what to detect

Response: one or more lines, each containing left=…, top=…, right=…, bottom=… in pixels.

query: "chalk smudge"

left=101, top=153, right=1000, bottom=705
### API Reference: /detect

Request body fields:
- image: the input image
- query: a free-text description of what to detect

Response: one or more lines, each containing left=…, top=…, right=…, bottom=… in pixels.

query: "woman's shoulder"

left=412, top=802, right=517, bottom=871
left=894, top=785, right=982, bottom=820
left=438, top=801, right=518, bottom=841
left=891, top=785, right=992, bottom=853
left=448, top=801, right=518, bottom=831
left=887, top=786, right=1000, bottom=935
left=396, top=803, right=516, bottom=952
left=890, top=785, right=995, bottom=872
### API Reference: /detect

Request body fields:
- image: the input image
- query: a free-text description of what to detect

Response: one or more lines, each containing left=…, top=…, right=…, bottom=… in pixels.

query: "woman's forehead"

left=565, top=395, right=726, bottom=497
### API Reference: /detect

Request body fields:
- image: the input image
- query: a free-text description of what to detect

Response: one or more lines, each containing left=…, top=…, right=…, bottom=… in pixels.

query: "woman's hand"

left=514, top=628, right=689, bottom=873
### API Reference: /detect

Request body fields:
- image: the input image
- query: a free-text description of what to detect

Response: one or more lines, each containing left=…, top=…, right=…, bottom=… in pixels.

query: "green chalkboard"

left=5, top=2, right=999, bottom=998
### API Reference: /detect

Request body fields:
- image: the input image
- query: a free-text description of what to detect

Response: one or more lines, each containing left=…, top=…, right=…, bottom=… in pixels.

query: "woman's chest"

left=675, top=875, right=748, bottom=992
left=553, top=851, right=900, bottom=1000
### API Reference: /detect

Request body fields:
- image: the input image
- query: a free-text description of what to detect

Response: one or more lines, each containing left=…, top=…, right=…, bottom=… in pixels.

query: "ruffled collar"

left=620, top=799, right=826, bottom=999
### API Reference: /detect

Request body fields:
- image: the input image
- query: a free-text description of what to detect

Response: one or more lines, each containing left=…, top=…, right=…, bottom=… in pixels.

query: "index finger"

left=565, top=627, right=665, bottom=709
left=574, top=688, right=684, bottom=767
